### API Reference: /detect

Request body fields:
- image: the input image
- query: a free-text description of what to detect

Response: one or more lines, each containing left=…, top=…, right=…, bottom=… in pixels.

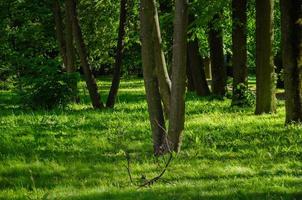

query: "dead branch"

left=138, top=152, right=173, bottom=188
left=138, top=119, right=173, bottom=188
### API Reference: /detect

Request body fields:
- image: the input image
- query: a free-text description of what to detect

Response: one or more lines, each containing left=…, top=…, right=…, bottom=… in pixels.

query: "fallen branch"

left=138, top=152, right=173, bottom=188
left=138, top=119, right=173, bottom=188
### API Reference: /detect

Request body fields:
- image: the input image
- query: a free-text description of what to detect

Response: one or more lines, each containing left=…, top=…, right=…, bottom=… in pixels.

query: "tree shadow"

left=60, top=188, right=302, bottom=200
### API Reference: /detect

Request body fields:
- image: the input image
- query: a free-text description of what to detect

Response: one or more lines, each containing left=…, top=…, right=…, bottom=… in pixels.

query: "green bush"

left=232, top=83, right=255, bottom=107
left=16, top=59, right=79, bottom=109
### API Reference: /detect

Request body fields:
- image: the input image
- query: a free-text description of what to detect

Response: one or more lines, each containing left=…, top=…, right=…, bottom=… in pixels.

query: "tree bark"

left=208, top=12, right=227, bottom=96
left=281, top=0, right=302, bottom=123
left=232, top=0, right=248, bottom=105
left=65, top=0, right=76, bottom=73
left=140, top=0, right=166, bottom=155
left=168, top=0, right=188, bottom=152
left=68, top=0, right=103, bottom=109
left=52, top=0, right=67, bottom=68
left=106, top=0, right=127, bottom=108
left=187, top=38, right=211, bottom=96
left=255, top=0, right=276, bottom=114
left=186, top=57, right=195, bottom=91
left=153, top=0, right=171, bottom=117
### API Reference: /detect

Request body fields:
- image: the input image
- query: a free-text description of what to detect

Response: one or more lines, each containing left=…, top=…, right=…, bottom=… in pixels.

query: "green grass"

left=0, top=77, right=302, bottom=200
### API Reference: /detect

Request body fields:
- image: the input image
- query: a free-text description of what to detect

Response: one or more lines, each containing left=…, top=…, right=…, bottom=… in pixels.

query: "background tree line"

left=0, top=0, right=301, bottom=154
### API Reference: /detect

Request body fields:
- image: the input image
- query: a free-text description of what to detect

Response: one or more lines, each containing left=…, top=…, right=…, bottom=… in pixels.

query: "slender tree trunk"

left=187, top=38, right=211, bottom=96
left=153, top=0, right=171, bottom=117
left=68, top=0, right=103, bottom=109
left=168, top=0, right=188, bottom=152
left=52, top=0, right=67, bottom=68
left=208, top=12, right=227, bottom=96
left=140, top=0, right=166, bottom=155
left=106, top=0, right=127, bottom=108
left=65, top=0, right=76, bottom=73
left=255, top=0, right=276, bottom=114
left=232, top=0, right=248, bottom=105
left=281, top=0, right=302, bottom=123
left=62, top=0, right=78, bottom=102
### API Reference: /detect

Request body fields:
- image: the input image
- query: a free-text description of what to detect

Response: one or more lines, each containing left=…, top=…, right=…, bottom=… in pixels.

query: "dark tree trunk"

left=232, top=0, right=248, bottom=105
left=65, top=0, right=76, bottom=73
left=168, top=0, right=188, bottom=152
left=186, top=58, right=195, bottom=91
left=52, top=0, right=67, bottom=68
left=187, top=39, right=211, bottom=96
left=255, top=0, right=276, bottom=114
left=208, top=12, right=227, bottom=96
left=60, top=0, right=78, bottom=103
left=68, top=0, right=103, bottom=109
left=187, top=15, right=210, bottom=96
left=281, top=0, right=302, bottom=123
left=106, top=0, right=127, bottom=108
left=153, top=0, right=171, bottom=117
left=140, top=0, right=166, bottom=155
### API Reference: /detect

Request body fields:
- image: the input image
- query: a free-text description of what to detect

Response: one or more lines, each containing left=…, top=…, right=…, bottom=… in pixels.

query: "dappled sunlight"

left=0, top=78, right=302, bottom=199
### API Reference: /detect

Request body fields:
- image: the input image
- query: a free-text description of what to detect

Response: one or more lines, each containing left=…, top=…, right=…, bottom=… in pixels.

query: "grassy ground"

left=0, top=78, right=302, bottom=200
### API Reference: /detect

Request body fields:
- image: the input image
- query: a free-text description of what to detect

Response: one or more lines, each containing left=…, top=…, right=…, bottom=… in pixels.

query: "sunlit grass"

left=0, top=77, right=301, bottom=200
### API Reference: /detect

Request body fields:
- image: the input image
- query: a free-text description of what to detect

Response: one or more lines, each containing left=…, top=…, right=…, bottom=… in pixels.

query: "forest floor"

left=0, top=77, right=302, bottom=200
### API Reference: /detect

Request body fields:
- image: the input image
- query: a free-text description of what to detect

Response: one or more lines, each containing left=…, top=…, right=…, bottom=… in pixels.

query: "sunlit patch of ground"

left=0, top=77, right=301, bottom=200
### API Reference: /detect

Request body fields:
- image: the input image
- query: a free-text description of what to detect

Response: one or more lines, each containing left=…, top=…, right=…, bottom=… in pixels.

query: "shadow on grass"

left=61, top=189, right=302, bottom=200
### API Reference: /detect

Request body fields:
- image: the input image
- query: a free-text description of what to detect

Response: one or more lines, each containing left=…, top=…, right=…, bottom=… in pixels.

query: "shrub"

left=232, top=83, right=255, bottom=107
left=16, top=59, right=79, bottom=109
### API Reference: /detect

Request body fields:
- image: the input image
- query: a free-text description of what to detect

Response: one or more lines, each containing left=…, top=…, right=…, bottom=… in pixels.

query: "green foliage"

left=16, top=60, right=79, bottom=109
left=232, top=83, right=256, bottom=107
left=78, top=0, right=141, bottom=74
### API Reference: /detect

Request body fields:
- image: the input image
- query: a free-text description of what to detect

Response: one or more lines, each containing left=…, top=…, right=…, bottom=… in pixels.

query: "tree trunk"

left=186, top=58, right=195, bottom=91
left=153, top=0, right=171, bottom=117
left=106, top=0, right=127, bottom=108
left=68, top=0, right=103, bottom=109
left=140, top=0, right=166, bottom=155
left=281, top=0, right=302, bottom=123
left=232, top=0, right=248, bottom=105
left=255, top=0, right=276, bottom=114
left=168, top=0, right=188, bottom=152
left=52, top=0, right=67, bottom=68
left=187, top=38, right=211, bottom=96
left=208, top=12, right=227, bottom=96
left=203, top=57, right=212, bottom=79
left=65, top=0, right=76, bottom=73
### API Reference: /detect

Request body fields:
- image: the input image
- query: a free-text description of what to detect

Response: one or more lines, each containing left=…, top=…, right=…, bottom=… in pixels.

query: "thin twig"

left=124, top=152, right=133, bottom=184
left=138, top=153, right=173, bottom=188
left=138, top=120, right=173, bottom=188
left=154, top=119, right=172, bottom=153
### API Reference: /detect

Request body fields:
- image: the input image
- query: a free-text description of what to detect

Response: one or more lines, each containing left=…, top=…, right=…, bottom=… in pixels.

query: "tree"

left=153, top=1, right=171, bottom=117
left=281, top=0, right=302, bottom=123
left=52, top=0, right=67, bottom=68
left=208, top=11, right=227, bottom=97
left=187, top=15, right=211, bottom=97
left=232, top=0, right=248, bottom=105
left=168, top=0, right=188, bottom=152
left=106, top=0, right=128, bottom=108
left=54, top=0, right=79, bottom=103
left=65, top=0, right=76, bottom=73
left=140, top=0, right=166, bottom=155
left=255, top=0, right=276, bottom=114
left=68, top=0, right=103, bottom=109
left=186, top=60, right=195, bottom=91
